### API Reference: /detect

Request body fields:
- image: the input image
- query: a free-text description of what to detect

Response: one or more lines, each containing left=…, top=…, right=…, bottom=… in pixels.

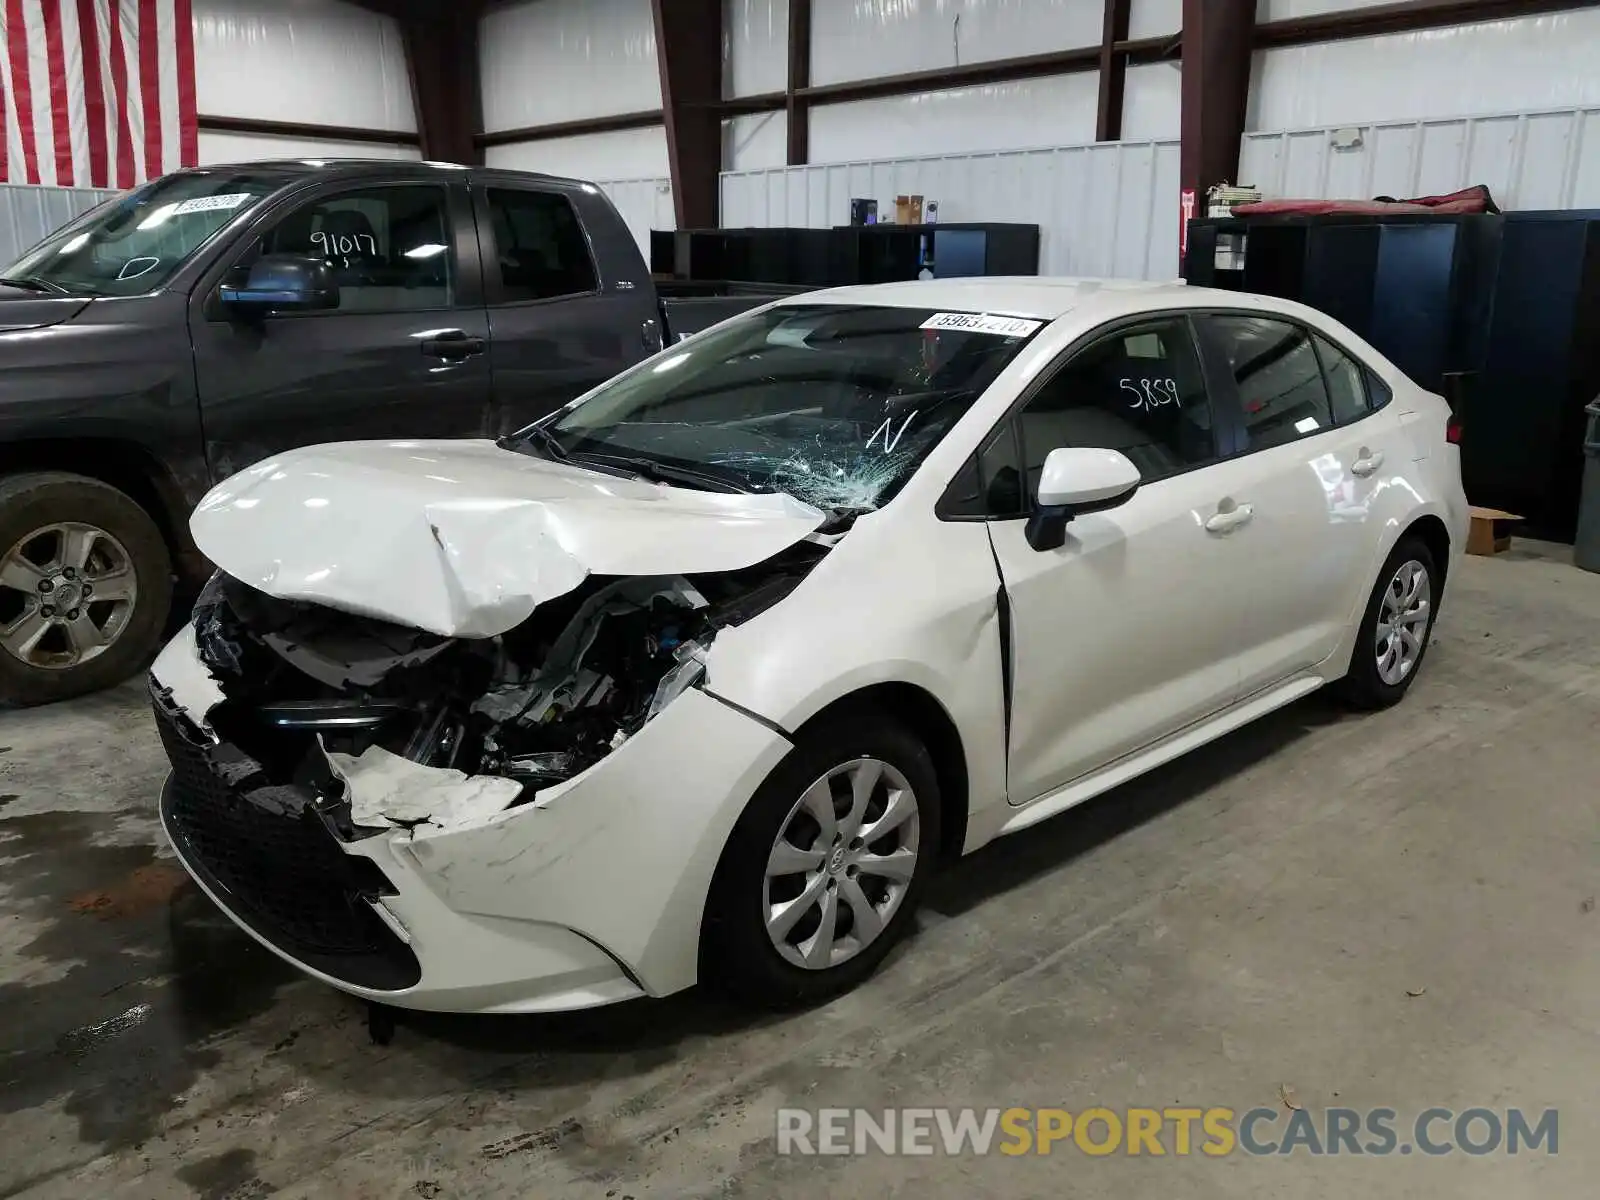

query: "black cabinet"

left=832, top=223, right=1041, bottom=283
left=1471, top=216, right=1600, bottom=539
left=1185, top=210, right=1600, bottom=539
left=655, top=223, right=1040, bottom=289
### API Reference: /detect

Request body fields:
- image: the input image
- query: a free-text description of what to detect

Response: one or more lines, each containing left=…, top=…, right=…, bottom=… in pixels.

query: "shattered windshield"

left=522, top=303, right=1043, bottom=513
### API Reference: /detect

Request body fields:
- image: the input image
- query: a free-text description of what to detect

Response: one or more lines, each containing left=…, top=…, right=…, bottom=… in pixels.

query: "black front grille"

left=154, top=695, right=421, bottom=991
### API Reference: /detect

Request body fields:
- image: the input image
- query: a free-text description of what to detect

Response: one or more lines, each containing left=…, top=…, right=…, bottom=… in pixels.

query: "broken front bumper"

left=151, top=627, right=793, bottom=1014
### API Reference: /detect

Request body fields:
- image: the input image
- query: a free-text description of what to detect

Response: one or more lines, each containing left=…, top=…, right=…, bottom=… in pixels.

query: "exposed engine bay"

left=185, top=542, right=825, bottom=834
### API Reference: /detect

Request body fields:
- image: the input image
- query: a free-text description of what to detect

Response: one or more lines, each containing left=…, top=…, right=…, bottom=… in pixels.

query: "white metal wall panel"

left=0, top=184, right=119, bottom=268
left=1122, top=62, right=1181, bottom=139
left=725, top=113, right=789, bottom=172
left=480, top=0, right=662, bottom=132
left=1249, top=9, right=1600, bottom=131
left=728, top=0, right=789, bottom=97
left=810, top=0, right=1105, bottom=85
left=1130, top=0, right=1182, bottom=38
left=809, top=74, right=1101, bottom=164
left=595, top=178, right=676, bottom=256
left=192, top=0, right=414, bottom=133
left=484, top=127, right=672, bottom=184
left=721, top=137, right=1181, bottom=281
left=1239, top=107, right=1600, bottom=211
left=196, top=132, right=423, bottom=166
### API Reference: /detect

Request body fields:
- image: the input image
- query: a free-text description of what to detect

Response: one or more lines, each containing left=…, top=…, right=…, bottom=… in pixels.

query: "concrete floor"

left=1, top=542, right=1596, bottom=1199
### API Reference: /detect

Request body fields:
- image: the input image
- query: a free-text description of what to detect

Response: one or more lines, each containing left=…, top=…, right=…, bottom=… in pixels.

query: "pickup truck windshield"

left=524, top=304, right=1042, bottom=513
left=3, top=171, right=278, bottom=296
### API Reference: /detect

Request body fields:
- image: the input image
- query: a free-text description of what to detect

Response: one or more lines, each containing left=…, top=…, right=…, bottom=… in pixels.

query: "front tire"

left=0, top=472, right=173, bottom=707
left=701, top=711, right=940, bottom=1009
left=1336, top=535, right=1440, bottom=710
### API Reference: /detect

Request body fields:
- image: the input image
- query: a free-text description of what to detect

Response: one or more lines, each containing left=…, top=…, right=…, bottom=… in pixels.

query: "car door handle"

left=1351, top=448, right=1385, bottom=477
left=420, top=330, right=486, bottom=360
left=1204, top=502, right=1254, bottom=534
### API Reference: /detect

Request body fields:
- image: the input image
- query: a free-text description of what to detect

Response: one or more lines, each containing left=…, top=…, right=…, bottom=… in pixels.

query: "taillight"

left=1446, top=417, right=1463, bottom=445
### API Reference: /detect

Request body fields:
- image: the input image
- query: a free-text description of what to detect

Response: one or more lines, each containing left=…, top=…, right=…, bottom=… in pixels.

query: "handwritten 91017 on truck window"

left=919, top=312, right=1044, bottom=338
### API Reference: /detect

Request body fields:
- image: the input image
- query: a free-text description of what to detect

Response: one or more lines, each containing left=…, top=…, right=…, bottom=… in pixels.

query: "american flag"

left=1, top=0, right=196, bottom=189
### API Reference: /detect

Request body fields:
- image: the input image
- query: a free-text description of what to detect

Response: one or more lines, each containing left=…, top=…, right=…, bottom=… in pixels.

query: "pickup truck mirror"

left=219, top=254, right=339, bottom=316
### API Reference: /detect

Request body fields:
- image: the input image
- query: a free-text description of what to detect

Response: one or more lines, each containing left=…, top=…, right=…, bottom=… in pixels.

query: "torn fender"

left=190, top=439, right=828, bottom=638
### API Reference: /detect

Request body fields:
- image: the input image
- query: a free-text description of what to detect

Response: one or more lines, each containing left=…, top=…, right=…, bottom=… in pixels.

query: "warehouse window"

left=1016, top=317, right=1217, bottom=494
left=485, top=188, right=599, bottom=303
left=254, top=185, right=454, bottom=313
left=1205, top=316, right=1333, bottom=450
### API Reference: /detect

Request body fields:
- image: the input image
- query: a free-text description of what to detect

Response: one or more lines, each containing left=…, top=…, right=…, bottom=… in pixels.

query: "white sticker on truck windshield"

left=919, top=312, right=1043, bottom=338
left=169, top=193, right=255, bottom=216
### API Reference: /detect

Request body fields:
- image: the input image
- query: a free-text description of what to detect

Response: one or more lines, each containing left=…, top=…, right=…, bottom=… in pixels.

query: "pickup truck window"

left=243, top=184, right=455, bottom=314
left=485, top=188, right=598, bottom=303
left=3, top=171, right=276, bottom=296
left=525, top=303, right=1040, bottom=513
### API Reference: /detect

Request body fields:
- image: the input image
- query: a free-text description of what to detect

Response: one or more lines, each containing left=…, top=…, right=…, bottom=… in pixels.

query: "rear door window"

left=1202, top=315, right=1333, bottom=450
left=1315, top=334, right=1374, bottom=425
left=484, top=188, right=599, bottom=303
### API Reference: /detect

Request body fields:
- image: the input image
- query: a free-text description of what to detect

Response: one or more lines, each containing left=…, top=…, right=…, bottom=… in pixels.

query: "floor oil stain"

left=0, top=808, right=297, bottom=1169
left=56, top=1003, right=155, bottom=1058
left=176, top=1147, right=276, bottom=1199
left=69, top=863, right=193, bottom=920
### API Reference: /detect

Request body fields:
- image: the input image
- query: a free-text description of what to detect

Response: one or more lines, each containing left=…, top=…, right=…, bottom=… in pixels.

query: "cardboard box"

left=1466, top=506, right=1522, bottom=556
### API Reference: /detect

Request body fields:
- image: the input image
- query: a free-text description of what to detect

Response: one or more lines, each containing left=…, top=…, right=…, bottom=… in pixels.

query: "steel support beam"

left=476, top=0, right=1591, bottom=164
left=1095, top=0, right=1133, bottom=142
left=787, top=0, right=813, bottom=165
left=196, top=114, right=420, bottom=147
left=1180, top=0, right=1253, bottom=203
left=1257, top=0, right=1600, bottom=46
left=652, top=0, right=723, bottom=229
left=399, top=6, right=483, bottom=165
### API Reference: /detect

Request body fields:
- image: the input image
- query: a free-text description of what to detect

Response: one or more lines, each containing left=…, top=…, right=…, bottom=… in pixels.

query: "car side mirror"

left=219, top=254, right=338, bottom=316
left=1025, top=446, right=1141, bottom=552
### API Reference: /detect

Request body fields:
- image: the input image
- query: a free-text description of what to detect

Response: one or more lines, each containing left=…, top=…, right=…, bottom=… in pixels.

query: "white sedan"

left=149, top=278, right=1468, bottom=1012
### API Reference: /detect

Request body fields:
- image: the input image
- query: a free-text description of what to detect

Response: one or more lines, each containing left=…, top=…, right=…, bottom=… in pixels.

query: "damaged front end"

left=150, top=544, right=823, bottom=998
left=169, top=542, right=823, bottom=832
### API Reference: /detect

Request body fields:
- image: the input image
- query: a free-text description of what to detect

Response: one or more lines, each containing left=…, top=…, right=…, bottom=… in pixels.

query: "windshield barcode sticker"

left=920, top=312, right=1044, bottom=338
left=169, top=193, right=255, bottom=216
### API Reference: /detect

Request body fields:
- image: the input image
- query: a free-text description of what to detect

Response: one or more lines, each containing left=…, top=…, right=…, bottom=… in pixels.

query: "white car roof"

left=777, top=276, right=1272, bottom=322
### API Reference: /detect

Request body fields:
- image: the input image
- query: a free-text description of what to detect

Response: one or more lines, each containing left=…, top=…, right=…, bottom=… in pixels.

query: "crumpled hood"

left=190, top=439, right=827, bottom=637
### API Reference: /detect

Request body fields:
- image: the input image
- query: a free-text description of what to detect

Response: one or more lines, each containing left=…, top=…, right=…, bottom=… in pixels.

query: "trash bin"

left=1577, top=398, right=1600, bottom=573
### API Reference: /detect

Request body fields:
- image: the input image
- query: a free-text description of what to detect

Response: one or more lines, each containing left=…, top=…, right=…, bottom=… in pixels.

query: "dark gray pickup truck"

left=0, top=159, right=777, bottom=706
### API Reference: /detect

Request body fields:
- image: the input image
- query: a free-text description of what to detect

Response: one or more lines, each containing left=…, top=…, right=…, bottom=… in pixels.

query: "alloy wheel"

left=0, top=522, right=139, bottom=670
left=1375, top=558, right=1430, bottom=686
left=764, top=757, right=921, bottom=971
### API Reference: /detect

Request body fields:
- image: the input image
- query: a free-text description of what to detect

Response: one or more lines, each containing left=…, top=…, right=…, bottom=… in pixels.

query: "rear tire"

left=700, top=710, right=940, bottom=1009
left=1336, top=535, right=1439, bottom=711
left=0, top=472, right=173, bottom=707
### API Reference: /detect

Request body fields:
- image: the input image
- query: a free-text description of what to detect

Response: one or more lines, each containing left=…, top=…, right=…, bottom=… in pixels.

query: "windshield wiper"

left=0, top=276, right=66, bottom=294
left=568, top=451, right=754, bottom=494
left=516, top=424, right=570, bottom=462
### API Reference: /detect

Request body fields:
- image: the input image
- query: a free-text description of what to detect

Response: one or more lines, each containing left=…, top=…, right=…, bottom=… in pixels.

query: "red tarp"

left=1232, top=184, right=1499, bottom=218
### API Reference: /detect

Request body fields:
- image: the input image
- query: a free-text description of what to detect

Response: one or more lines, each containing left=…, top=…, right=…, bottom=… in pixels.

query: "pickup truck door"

left=471, top=179, right=662, bottom=433
left=187, top=178, right=493, bottom=481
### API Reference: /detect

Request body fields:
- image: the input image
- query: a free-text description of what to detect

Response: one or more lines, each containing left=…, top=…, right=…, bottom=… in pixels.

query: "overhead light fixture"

left=137, top=202, right=181, bottom=230
left=404, top=243, right=448, bottom=259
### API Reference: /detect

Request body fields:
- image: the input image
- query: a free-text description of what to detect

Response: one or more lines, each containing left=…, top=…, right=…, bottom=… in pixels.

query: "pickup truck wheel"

left=0, top=472, right=172, bottom=707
